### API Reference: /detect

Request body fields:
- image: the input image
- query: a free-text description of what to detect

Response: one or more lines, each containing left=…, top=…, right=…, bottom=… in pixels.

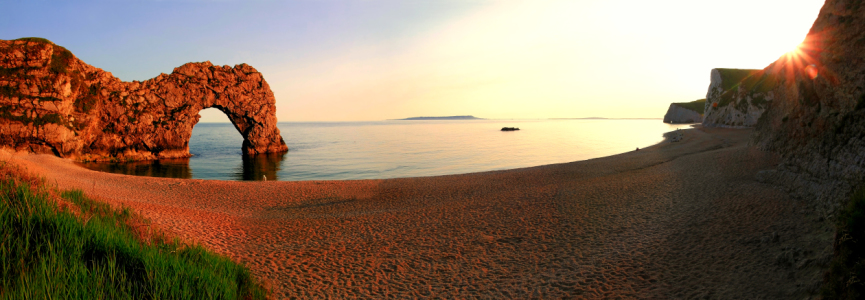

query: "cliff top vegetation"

left=672, top=99, right=706, bottom=114
left=716, top=69, right=780, bottom=107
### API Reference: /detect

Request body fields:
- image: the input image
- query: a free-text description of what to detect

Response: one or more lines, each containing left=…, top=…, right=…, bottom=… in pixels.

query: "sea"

left=78, top=119, right=692, bottom=181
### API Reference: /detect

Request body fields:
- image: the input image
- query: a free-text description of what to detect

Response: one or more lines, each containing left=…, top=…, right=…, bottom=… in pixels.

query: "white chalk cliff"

left=702, top=68, right=774, bottom=128
left=663, top=102, right=703, bottom=123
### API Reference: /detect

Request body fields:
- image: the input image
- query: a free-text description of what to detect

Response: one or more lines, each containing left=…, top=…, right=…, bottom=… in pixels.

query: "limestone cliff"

left=0, top=38, right=288, bottom=161
left=702, top=68, right=776, bottom=128
left=748, top=0, right=865, bottom=216
left=663, top=99, right=704, bottom=123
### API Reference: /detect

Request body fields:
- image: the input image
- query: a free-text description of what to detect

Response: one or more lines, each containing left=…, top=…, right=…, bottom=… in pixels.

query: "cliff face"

left=0, top=38, right=288, bottom=161
left=750, top=0, right=865, bottom=216
left=663, top=99, right=704, bottom=123
left=702, top=68, right=775, bottom=128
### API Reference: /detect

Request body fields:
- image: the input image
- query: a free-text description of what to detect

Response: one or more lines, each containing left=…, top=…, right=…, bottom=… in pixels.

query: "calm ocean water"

left=79, top=119, right=692, bottom=181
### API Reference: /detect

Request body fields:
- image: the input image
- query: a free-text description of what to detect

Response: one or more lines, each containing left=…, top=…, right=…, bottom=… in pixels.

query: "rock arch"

left=124, top=61, right=290, bottom=160
left=0, top=38, right=288, bottom=161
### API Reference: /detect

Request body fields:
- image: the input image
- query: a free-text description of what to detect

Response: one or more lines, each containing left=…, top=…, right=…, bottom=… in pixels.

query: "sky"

left=1, top=0, right=826, bottom=122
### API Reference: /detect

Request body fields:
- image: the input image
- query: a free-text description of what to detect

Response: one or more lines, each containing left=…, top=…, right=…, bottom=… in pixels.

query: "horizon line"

left=196, top=117, right=665, bottom=123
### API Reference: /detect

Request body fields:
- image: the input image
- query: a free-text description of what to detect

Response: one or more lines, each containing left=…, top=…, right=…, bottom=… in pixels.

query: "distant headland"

left=549, top=117, right=661, bottom=120
left=392, top=115, right=485, bottom=120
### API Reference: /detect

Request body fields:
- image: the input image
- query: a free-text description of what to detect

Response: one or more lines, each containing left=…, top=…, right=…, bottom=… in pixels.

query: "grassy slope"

left=715, top=69, right=778, bottom=108
left=716, top=69, right=760, bottom=90
left=0, top=162, right=268, bottom=299
left=672, top=99, right=706, bottom=115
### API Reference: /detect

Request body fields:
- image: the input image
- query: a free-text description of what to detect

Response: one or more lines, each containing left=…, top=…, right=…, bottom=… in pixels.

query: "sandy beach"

left=2, top=126, right=833, bottom=298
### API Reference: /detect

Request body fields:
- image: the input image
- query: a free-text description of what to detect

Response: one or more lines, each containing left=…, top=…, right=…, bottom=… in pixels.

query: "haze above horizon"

left=1, top=0, right=825, bottom=122
left=195, top=116, right=663, bottom=123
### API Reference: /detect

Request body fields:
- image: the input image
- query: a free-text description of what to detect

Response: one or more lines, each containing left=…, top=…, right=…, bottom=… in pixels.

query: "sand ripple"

left=5, top=126, right=832, bottom=299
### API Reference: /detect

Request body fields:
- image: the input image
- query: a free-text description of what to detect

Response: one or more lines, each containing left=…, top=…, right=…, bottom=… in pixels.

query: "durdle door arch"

left=83, top=61, right=290, bottom=161
left=0, top=38, right=288, bottom=161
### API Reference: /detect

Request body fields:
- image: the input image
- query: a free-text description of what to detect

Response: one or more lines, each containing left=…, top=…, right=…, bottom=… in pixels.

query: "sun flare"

left=770, top=41, right=822, bottom=82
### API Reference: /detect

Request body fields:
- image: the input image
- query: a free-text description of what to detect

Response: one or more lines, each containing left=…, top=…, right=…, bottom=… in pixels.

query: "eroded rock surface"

left=0, top=38, right=288, bottom=161
left=702, top=68, right=775, bottom=128
left=750, top=0, right=865, bottom=217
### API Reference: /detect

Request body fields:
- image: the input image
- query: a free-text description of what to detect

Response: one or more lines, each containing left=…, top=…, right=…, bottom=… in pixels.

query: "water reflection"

left=78, top=159, right=193, bottom=179
left=78, top=120, right=693, bottom=181
left=234, top=152, right=286, bottom=181
left=79, top=152, right=287, bottom=181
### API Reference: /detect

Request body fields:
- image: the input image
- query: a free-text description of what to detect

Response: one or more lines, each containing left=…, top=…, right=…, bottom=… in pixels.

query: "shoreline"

left=75, top=123, right=697, bottom=183
left=1, top=126, right=832, bottom=298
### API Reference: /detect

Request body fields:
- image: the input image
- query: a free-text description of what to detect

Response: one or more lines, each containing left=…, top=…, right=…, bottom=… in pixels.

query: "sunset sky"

left=1, top=0, right=825, bottom=122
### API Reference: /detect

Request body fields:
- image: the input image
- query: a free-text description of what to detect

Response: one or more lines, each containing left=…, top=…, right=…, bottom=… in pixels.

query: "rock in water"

left=0, top=38, right=288, bottom=161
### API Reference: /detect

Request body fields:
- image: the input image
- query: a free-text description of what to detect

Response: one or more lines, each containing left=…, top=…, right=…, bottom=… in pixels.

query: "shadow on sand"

left=78, top=159, right=194, bottom=179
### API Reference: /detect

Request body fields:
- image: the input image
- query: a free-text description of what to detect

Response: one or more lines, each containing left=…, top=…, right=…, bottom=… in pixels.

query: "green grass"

left=13, top=37, right=54, bottom=44
left=672, top=99, right=706, bottom=114
left=822, top=186, right=865, bottom=299
left=49, top=45, right=74, bottom=75
left=716, top=69, right=779, bottom=108
left=10, top=37, right=73, bottom=75
left=0, top=162, right=268, bottom=299
left=716, top=68, right=761, bottom=90
left=740, top=71, right=779, bottom=94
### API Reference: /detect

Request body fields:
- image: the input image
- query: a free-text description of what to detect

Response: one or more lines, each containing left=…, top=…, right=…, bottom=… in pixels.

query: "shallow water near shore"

left=79, top=119, right=691, bottom=181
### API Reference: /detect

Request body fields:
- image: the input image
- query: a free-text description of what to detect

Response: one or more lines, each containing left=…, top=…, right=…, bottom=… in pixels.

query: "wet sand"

left=3, top=126, right=832, bottom=298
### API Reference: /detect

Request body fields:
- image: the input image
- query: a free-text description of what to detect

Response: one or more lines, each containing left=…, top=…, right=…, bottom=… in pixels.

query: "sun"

left=769, top=41, right=821, bottom=82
